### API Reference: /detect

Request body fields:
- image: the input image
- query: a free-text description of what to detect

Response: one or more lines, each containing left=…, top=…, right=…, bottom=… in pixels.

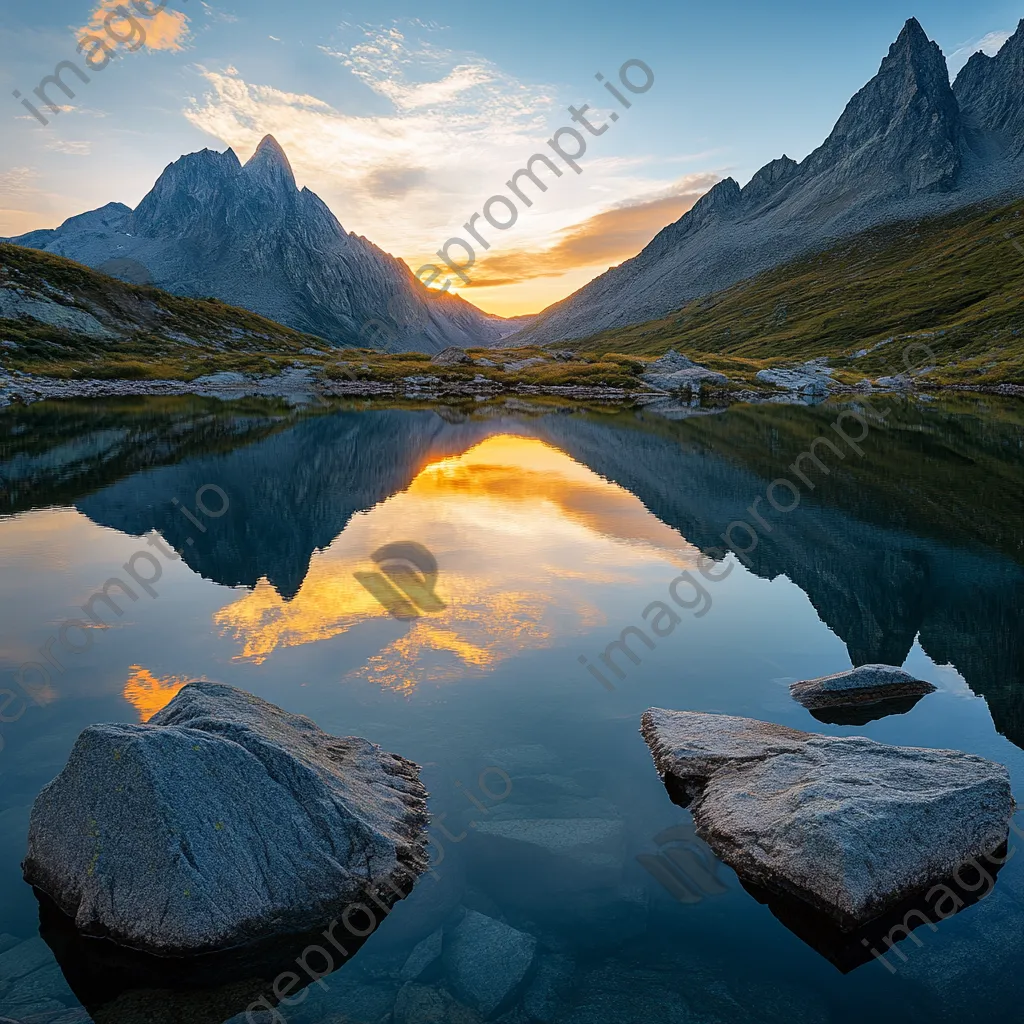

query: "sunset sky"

left=1, top=1, right=1020, bottom=315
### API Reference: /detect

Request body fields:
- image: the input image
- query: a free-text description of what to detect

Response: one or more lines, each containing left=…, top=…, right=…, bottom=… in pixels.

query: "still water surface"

left=1, top=395, right=1022, bottom=1023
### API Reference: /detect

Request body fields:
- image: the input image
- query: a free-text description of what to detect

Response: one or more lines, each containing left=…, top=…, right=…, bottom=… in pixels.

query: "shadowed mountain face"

left=5, top=396, right=1021, bottom=748
left=955, top=19, right=1024, bottom=157
left=8, top=136, right=501, bottom=354
left=516, top=19, right=1024, bottom=345
left=75, top=409, right=501, bottom=599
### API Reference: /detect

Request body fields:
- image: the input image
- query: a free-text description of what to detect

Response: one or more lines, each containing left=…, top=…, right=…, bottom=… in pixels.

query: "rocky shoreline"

left=2, top=363, right=1020, bottom=410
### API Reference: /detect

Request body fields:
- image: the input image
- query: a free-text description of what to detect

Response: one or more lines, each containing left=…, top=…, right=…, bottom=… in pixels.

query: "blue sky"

left=2, top=1, right=1021, bottom=314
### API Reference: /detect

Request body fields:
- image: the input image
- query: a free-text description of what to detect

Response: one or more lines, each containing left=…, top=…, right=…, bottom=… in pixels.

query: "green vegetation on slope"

left=0, top=243, right=332, bottom=380
left=571, top=198, right=1024, bottom=386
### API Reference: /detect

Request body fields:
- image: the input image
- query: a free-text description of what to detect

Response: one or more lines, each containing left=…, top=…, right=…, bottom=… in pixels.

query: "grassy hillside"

left=0, top=243, right=333, bottom=380
left=569, top=197, right=1024, bottom=386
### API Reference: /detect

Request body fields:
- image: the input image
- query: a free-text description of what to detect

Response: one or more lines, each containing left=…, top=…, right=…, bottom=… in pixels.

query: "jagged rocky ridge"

left=8, top=136, right=503, bottom=353
left=515, top=18, right=1024, bottom=345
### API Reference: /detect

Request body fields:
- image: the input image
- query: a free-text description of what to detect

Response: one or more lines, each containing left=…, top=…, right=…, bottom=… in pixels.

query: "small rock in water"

left=23, top=682, right=429, bottom=956
left=641, top=709, right=1014, bottom=927
left=790, top=663, right=936, bottom=710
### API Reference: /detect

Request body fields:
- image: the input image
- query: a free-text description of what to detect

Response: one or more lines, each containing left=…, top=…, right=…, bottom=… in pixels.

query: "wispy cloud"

left=78, top=0, right=191, bottom=53
left=43, top=138, right=93, bottom=155
left=184, top=21, right=697, bottom=312
left=948, top=29, right=1013, bottom=78
left=462, top=174, right=719, bottom=287
left=0, top=167, right=57, bottom=236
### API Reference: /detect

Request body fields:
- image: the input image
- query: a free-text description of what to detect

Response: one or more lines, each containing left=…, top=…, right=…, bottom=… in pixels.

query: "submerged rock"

left=23, top=682, right=429, bottom=956
left=442, top=911, right=536, bottom=1018
left=400, top=928, right=444, bottom=982
left=641, top=709, right=1013, bottom=927
left=790, top=663, right=936, bottom=715
left=393, top=982, right=482, bottom=1024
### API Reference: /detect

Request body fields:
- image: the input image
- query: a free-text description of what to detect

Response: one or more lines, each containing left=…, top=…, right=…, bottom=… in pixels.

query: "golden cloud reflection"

left=124, top=665, right=190, bottom=721
left=214, top=435, right=702, bottom=692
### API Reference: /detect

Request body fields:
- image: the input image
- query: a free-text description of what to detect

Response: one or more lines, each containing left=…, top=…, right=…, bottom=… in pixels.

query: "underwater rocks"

left=443, top=911, right=537, bottom=1017
left=641, top=709, right=1014, bottom=927
left=23, top=682, right=429, bottom=956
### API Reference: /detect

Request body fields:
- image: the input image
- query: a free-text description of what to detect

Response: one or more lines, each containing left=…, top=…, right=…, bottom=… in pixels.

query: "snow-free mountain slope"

left=514, top=18, right=1024, bottom=346
left=9, top=136, right=502, bottom=353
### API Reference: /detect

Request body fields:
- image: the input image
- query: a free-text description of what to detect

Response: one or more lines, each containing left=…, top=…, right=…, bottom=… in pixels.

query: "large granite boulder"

left=641, top=709, right=1014, bottom=927
left=23, top=682, right=429, bottom=956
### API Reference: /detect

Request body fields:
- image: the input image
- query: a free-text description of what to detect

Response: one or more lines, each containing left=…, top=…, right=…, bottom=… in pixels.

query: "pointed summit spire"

left=806, top=17, right=960, bottom=193
left=242, top=135, right=296, bottom=191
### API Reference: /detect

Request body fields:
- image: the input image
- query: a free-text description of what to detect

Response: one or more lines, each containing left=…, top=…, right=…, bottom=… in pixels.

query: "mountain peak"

left=242, top=135, right=296, bottom=190
left=806, top=17, right=959, bottom=193
left=953, top=19, right=1024, bottom=156
left=895, top=17, right=928, bottom=47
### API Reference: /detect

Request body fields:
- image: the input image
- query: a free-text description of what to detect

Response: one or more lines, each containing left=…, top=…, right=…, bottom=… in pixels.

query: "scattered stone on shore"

left=790, top=663, right=936, bottom=711
left=755, top=362, right=837, bottom=396
left=431, top=347, right=472, bottom=365
left=442, top=911, right=537, bottom=1018
left=641, top=708, right=1014, bottom=927
left=23, top=682, right=429, bottom=956
left=503, top=357, right=548, bottom=373
left=642, top=349, right=728, bottom=393
left=874, top=373, right=915, bottom=390
left=644, top=366, right=729, bottom=392
left=647, top=349, right=698, bottom=372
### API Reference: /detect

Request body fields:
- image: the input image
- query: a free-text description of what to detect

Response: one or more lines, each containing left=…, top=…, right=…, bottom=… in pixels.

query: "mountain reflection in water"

left=1, top=393, right=1024, bottom=1023
left=213, top=434, right=704, bottom=691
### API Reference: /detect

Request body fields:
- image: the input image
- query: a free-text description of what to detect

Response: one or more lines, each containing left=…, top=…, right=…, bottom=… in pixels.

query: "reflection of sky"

left=3, top=420, right=1024, bottom=1011
left=214, top=435, right=704, bottom=693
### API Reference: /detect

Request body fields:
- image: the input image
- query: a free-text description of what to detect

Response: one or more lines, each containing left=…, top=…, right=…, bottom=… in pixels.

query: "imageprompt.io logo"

left=355, top=542, right=446, bottom=621
left=636, top=822, right=729, bottom=904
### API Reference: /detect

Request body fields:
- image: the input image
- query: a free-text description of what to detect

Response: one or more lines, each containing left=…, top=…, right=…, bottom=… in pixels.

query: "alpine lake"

left=1, top=391, right=1022, bottom=1024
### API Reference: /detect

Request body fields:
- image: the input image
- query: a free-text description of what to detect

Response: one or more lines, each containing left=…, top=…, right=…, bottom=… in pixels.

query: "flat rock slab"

left=23, top=682, right=429, bottom=955
left=790, top=663, right=936, bottom=709
left=641, top=709, right=1013, bottom=927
